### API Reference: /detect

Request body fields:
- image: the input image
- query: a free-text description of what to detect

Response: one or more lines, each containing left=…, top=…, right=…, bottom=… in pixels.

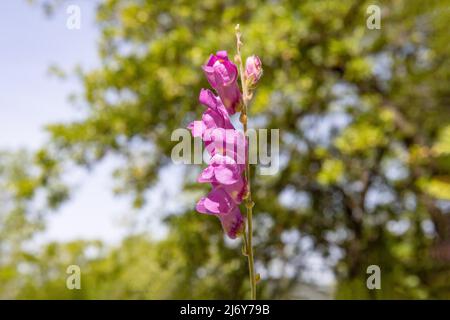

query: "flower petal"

left=214, top=164, right=240, bottom=185
left=195, top=197, right=208, bottom=214
left=199, top=89, right=217, bottom=110
left=217, top=206, right=244, bottom=239
left=216, top=177, right=246, bottom=204
left=197, top=165, right=214, bottom=183
left=202, top=187, right=234, bottom=214
left=187, top=120, right=206, bottom=138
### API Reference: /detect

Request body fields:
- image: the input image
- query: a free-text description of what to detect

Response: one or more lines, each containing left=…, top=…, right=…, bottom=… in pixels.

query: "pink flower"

left=188, top=125, right=247, bottom=166
left=245, top=55, right=263, bottom=86
left=203, top=51, right=242, bottom=115
left=196, top=187, right=245, bottom=239
left=203, top=128, right=247, bottom=165
left=198, top=154, right=243, bottom=185
left=213, top=177, right=247, bottom=204
left=196, top=155, right=247, bottom=238
left=199, top=89, right=234, bottom=130
left=187, top=90, right=233, bottom=138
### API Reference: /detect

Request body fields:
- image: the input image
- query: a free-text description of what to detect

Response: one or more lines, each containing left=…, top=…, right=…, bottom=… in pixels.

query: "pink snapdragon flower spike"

left=245, top=55, right=263, bottom=87
left=203, top=51, right=242, bottom=114
left=189, top=49, right=251, bottom=240
left=189, top=30, right=260, bottom=298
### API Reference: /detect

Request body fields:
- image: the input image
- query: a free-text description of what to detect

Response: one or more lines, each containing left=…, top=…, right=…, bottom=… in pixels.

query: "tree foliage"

left=1, top=0, right=450, bottom=299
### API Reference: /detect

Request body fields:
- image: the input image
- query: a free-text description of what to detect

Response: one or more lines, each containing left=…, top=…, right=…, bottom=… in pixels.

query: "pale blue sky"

left=0, top=1, right=98, bottom=149
left=0, top=1, right=140, bottom=244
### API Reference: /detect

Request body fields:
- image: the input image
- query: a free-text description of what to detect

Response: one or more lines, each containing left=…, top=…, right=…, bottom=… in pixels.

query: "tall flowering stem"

left=188, top=24, right=261, bottom=300
left=235, top=24, right=256, bottom=300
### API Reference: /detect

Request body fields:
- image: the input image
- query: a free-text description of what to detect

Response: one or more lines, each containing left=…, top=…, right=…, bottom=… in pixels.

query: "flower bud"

left=245, top=55, right=262, bottom=87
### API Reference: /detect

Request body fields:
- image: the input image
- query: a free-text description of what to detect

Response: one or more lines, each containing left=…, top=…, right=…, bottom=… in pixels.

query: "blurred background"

left=0, top=0, right=449, bottom=299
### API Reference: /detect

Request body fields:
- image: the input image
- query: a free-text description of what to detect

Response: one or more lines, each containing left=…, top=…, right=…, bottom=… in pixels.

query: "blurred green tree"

left=1, top=0, right=450, bottom=299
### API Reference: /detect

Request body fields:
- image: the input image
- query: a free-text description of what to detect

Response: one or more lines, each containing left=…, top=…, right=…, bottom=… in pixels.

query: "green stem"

left=235, top=24, right=256, bottom=300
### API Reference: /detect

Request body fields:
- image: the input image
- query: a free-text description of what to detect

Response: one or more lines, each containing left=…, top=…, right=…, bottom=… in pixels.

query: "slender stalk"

left=235, top=24, right=256, bottom=300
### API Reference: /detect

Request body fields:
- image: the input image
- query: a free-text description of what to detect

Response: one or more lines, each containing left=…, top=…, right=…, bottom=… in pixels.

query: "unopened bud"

left=245, top=55, right=263, bottom=87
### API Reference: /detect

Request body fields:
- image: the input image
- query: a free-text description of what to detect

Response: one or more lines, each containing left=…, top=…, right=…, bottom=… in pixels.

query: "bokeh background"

left=1, top=0, right=449, bottom=299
